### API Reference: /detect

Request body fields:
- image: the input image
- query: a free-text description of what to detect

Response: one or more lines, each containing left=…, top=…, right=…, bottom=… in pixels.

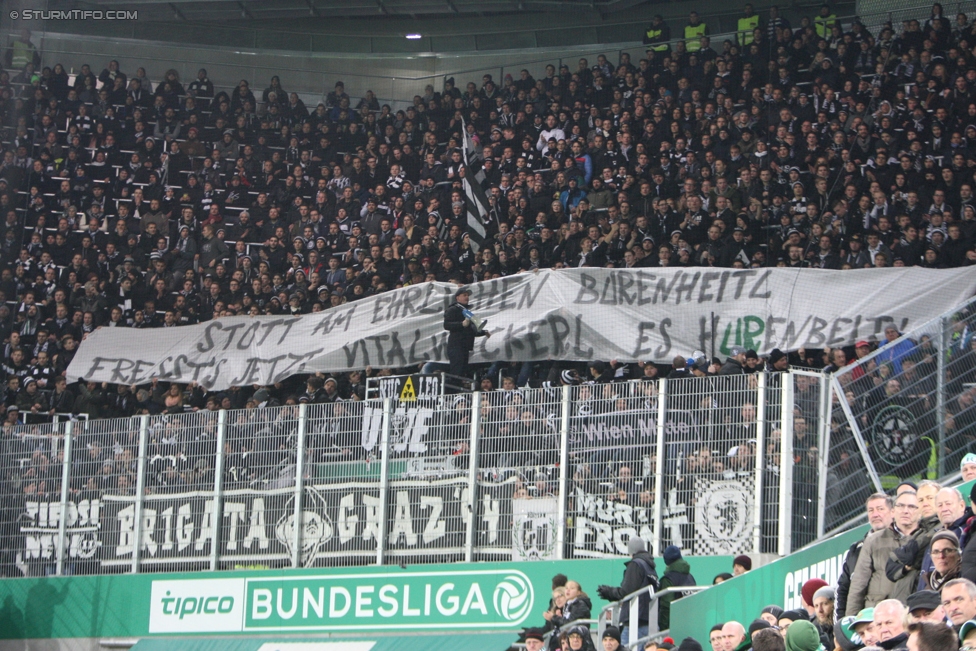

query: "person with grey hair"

left=943, top=578, right=976, bottom=632
left=596, top=537, right=659, bottom=642
left=872, top=599, right=909, bottom=650
left=915, top=487, right=972, bottom=590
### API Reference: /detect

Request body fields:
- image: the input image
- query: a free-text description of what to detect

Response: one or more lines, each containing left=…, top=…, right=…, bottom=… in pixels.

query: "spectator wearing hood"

left=784, top=620, right=824, bottom=651
left=658, top=545, right=697, bottom=630
left=597, top=537, right=659, bottom=641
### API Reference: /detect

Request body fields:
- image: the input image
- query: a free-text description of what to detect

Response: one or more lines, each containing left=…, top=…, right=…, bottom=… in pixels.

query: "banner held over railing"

left=66, top=268, right=976, bottom=390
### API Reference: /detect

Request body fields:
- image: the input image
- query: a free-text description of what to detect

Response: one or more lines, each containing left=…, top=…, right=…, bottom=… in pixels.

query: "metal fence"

left=827, top=295, right=976, bottom=535
left=1, top=372, right=830, bottom=577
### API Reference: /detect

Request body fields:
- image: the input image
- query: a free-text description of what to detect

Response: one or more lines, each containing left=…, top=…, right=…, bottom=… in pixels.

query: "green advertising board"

left=670, top=527, right=868, bottom=643
left=0, top=555, right=734, bottom=641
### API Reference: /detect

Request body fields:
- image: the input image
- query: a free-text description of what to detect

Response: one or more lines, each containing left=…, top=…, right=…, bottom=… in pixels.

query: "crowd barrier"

left=826, top=295, right=976, bottom=534
left=3, top=373, right=818, bottom=577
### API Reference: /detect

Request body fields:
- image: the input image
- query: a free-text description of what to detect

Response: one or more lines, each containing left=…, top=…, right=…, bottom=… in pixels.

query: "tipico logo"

left=493, top=574, right=533, bottom=622
left=149, top=578, right=246, bottom=633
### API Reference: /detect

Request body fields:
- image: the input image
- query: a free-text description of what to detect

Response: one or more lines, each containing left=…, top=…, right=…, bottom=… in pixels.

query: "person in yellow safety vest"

left=4, top=29, right=40, bottom=71
left=685, top=12, right=708, bottom=52
left=815, top=4, right=838, bottom=39
left=643, top=14, right=672, bottom=53
left=738, top=4, right=760, bottom=47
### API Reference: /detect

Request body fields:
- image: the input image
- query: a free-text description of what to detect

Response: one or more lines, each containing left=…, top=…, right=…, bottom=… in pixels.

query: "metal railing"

left=601, top=585, right=710, bottom=647
left=826, top=295, right=976, bottom=536
left=0, top=372, right=831, bottom=578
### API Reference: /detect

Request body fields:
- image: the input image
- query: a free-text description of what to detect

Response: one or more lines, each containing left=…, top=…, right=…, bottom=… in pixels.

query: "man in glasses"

left=846, top=491, right=921, bottom=616
left=921, top=531, right=961, bottom=591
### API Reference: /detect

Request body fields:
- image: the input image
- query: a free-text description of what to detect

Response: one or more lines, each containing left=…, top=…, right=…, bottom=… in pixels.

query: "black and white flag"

left=460, top=118, right=490, bottom=253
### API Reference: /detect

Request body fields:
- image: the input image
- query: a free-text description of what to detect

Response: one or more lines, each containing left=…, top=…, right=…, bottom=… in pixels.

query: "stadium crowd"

left=0, top=4, right=976, bottom=415
left=0, top=0, right=975, bottom=572
left=0, top=6, right=971, bottom=641
left=0, top=2, right=975, bottom=413
left=524, top=479, right=976, bottom=651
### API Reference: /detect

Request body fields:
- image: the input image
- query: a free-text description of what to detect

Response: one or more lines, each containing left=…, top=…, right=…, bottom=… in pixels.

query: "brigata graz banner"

left=95, top=479, right=469, bottom=569
left=66, top=267, right=976, bottom=390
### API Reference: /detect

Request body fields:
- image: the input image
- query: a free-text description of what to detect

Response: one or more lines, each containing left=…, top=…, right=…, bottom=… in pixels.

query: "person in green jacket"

left=658, top=545, right=697, bottom=630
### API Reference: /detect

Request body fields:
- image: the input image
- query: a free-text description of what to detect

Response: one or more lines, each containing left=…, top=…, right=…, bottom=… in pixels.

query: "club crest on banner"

left=512, top=497, right=558, bottom=561
left=275, top=487, right=334, bottom=567
left=693, top=476, right=754, bottom=555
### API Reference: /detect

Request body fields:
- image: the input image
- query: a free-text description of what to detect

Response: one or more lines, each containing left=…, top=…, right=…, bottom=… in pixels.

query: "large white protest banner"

left=66, top=267, right=976, bottom=390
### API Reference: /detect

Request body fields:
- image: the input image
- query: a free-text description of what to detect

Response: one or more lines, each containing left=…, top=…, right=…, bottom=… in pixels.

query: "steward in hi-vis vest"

left=684, top=11, right=708, bottom=51
left=738, top=4, right=760, bottom=46
left=815, top=4, right=838, bottom=38
left=644, top=14, right=671, bottom=53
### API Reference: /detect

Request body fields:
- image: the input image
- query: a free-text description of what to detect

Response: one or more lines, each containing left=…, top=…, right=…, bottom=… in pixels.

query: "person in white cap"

left=961, top=453, right=976, bottom=482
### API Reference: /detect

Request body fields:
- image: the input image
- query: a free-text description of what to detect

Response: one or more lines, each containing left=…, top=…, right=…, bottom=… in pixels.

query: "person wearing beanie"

left=524, top=628, right=547, bottom=651
left=748, top=619, right=772, bottom=637
left=784, top=620, right=824, bottom=651
left=602, top=626, right=622, bottom=651
left=812, top=586, right=836, bottom=649
left=917, top=487, right=970, bottom=591
left=920, top=530, right=961, bottom=590
left=801, top=578, right=829, bottom=616
left=677, top=638, right=703, bottom=651
left=597, top=537, right=659, bottom=641
left=777, top=610, right=807, bottom=634
left=658, top=545, right=697, bottom=631
left=760, top=605, right=784, bottom=626
left=766, top=348, right=789, bottom=372
left=733, top=555, right=752, bottom=575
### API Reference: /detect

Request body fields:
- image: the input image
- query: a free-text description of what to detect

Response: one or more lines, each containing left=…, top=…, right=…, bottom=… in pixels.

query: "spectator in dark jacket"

left=719, top=347, right=748, bottom=375
left=658, top=545, right=696, bottom=630
left=597, top=537, right=659, bottom=639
